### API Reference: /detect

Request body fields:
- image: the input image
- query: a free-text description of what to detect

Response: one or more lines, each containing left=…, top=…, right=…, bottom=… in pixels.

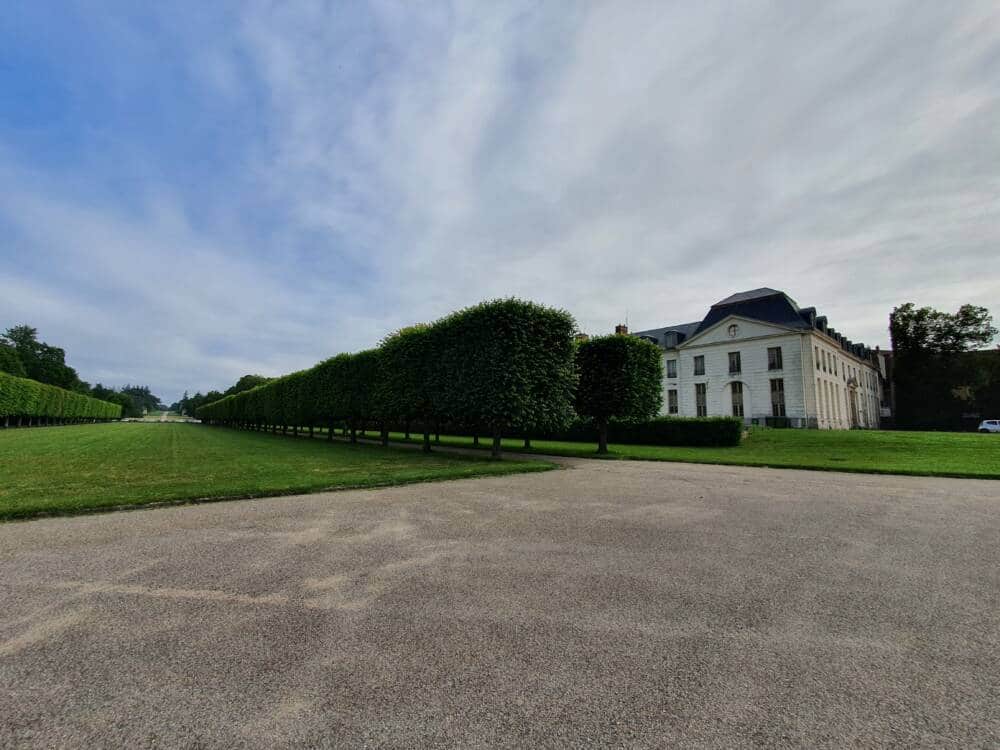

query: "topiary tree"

left=437, top=299, right=577, bottom=457
left=575, top=334, right=663, bottom=454
left=377, top=325, right=443, bottom=452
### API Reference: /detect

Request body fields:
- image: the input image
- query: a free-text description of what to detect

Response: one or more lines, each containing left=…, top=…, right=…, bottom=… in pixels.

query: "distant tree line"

left=0, top=324, right=162, bottom=419
left=890, top=302, right=999, bottom=429
left=173, top=374, right=273, bottom=417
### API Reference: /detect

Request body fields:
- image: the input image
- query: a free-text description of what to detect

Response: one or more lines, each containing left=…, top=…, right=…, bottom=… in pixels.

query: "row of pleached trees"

left=0, top=371, right=122, bottom=426
left=197, top=299, right=664, bottom=455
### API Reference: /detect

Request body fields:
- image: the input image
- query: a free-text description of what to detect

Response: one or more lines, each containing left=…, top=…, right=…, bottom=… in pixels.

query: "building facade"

left=631, top=288, right=887, bottom=429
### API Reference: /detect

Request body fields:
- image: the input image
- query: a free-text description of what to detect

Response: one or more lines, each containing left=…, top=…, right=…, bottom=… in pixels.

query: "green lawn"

left=0, top=423, right=552, bottom=520
left=373, top=428, right=1000, bottom=479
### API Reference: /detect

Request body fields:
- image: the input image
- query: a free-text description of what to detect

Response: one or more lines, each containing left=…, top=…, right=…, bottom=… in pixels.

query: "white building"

left=630, top=288, right=887, bottom=429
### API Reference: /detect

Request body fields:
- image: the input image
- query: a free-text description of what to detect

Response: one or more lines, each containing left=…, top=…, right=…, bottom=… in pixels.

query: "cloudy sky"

left=2, top=2, right=998, bottom=403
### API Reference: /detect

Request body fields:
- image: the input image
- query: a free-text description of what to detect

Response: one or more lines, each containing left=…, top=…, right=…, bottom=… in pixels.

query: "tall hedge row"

left=0, top=371, right=123, bottom=425
left=197, top=299, right=578, bottom=457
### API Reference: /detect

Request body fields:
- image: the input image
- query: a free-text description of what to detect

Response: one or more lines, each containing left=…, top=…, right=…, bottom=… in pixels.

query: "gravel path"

left=1, top=460, right=998, bottom=748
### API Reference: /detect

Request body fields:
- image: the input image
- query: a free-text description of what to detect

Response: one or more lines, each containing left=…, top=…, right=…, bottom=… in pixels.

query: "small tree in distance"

left=575, top=334, right=663, bottom=454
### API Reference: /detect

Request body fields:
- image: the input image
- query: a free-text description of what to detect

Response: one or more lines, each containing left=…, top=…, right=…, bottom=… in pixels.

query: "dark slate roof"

left=633, top=287, right=876, bottom=362
left=712, top=287, right=787, bottom=306
left=695, top=288, right=810, bottom=334
left=632, top=322, right=701, bottom=345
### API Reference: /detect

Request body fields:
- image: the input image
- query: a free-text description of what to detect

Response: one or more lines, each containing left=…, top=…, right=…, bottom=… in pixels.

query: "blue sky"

left=2, top=2, right=999, bottom=403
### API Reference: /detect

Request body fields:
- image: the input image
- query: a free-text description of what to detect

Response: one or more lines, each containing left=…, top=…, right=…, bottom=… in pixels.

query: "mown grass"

left=374, top=428, right=1000, bottom=479
left=0, top=423, right=552, bottom=520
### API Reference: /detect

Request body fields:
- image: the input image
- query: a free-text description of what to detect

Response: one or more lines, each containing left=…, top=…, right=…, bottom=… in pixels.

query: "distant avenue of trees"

left=890, top=302, right=999, bottom=429
left=173, top=374, right=274, bottom=418
left=0, top=324, right=162, bottom=419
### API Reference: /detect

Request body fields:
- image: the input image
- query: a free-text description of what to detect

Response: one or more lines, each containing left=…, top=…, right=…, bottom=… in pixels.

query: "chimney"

left=615, top=324, right=629, bottom=335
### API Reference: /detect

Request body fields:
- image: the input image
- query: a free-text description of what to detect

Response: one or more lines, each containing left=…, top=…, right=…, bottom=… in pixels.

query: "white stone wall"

left=655, top=318, right=881, bottom=430
left=662, top=329, right=806, bottom=421
left=805, top=333, right=881, bottom=429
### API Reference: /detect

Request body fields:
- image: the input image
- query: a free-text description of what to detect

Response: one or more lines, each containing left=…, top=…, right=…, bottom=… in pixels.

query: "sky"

left=1, top=2, right=998, bottom=403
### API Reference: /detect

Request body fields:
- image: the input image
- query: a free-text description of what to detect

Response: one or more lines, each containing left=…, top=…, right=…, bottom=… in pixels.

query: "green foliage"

left=574, top=334, right=663, bottom=452
left=2, top=324, right=83, bottom=390
left=436, top=299, right=577, bottom=439
left=0, top=371, right=122, bottom=421
left=0, top=344, right=26, bottom=378
left=890, top=302, right=998, bottom=428
left=224, top=374, right=273, bottom=396
left=197, top=298, right=578, bottom=456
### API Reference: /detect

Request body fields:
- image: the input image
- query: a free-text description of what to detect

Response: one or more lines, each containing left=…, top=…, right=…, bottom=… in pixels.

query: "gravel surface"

left=1, top=459, right=998, bottom=748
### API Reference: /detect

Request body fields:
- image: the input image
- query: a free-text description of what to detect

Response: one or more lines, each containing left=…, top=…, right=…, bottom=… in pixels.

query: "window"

left=833, top=358, right=838, bottom=376
left=770, top=378, right=786, bottom=417
left=731, top=382, right=744, bottom=417
left=695, top=383, right=707, bottom=417
left=666, top=359, right=677, bottom=379
left=694, top=355, right=705, bottom=376
left=817, top=378, right=824, bottom=419
left=668, top=389, right=678, bottom=414
left=814, top=346, right=819, bottom=368
left=728, top=351, right=741, bottom=375
left=768, top=346, right=783, bottom=371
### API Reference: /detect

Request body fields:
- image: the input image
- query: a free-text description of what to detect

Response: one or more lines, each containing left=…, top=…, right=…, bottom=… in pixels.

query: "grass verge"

left=371, top=427, right=1000, bottom=479
left=0, top=422, right=553, bottom=520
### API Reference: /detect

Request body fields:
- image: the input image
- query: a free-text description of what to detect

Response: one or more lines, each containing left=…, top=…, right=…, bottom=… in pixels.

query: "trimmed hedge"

left=0, top=371, right=122, bottom=424
left=197, top=299, right=578, bottom=457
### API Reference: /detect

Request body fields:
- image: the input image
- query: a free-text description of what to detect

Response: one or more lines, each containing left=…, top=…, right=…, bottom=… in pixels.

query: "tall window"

left=731, top=382, right=744, bottom=417
left=668, top=389, right=678, bottom=414
left=768, top=346, right=783, bottom=371
left=817, top=378, right=824, bottom=419
left=695, top=383, right=707, bottom=417
left=728, top=351, right=741, bottom=375
left=833, top=358, right=838, bottom=376
left=693, top=355, right=705, bottom=376
left=666, top=359, right=677, bottom=378
left=770, top=378, right=786, bottom=417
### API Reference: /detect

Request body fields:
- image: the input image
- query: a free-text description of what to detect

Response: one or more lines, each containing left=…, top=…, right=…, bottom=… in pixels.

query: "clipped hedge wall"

left=197, top=299, right=578, bottom=456
left=0, top=371, right=122, bottom=424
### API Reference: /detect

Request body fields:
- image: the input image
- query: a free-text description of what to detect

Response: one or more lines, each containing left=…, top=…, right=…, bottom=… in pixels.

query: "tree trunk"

left=597, top=418, right=609, bottom=454
left=350, top=424, right=357, bottom=443
left=473, top=433, right=479, bottom=447
left=327, top=420, right=334, bottom=441
left=309, top=425, right=314, bottom=438
left=523, top=436, right=531, bottom=449
left=491, top=428, right=502, bottom=459
left=380, top=423, right=389, bottom=447
left=404, top=421, right=411, bottom=440
left=423, top=430, right=431, bottom=453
